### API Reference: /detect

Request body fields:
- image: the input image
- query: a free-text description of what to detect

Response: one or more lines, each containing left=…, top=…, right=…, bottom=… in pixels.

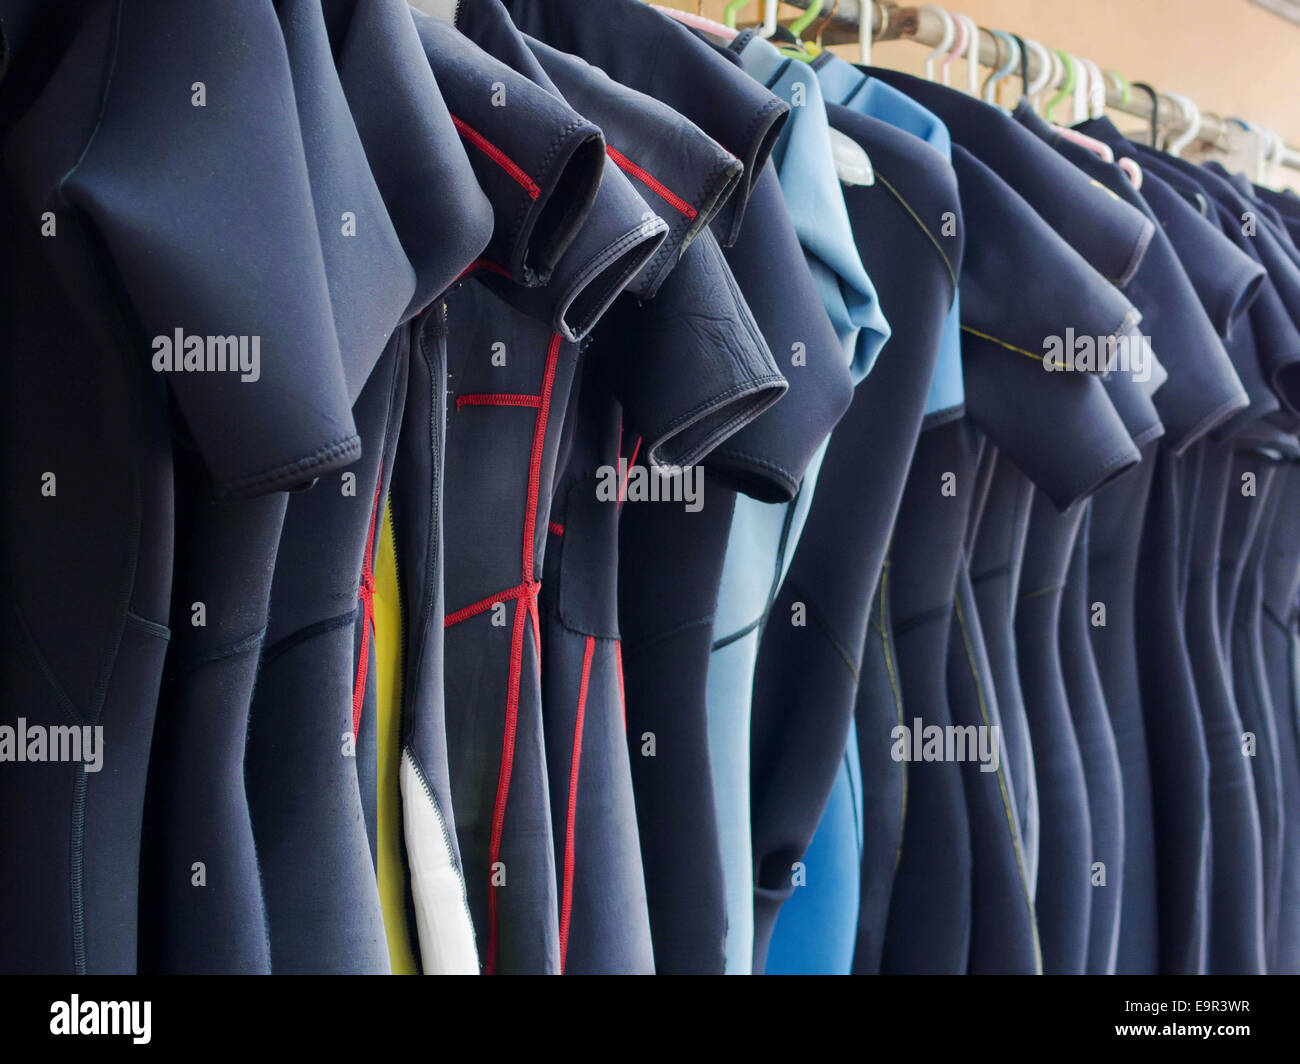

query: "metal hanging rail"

left=777, top=1, right=1300, bottom=173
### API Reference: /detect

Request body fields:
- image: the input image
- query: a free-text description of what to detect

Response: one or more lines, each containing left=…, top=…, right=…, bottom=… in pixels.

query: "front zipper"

left=406, top=748, right=477, bottom=961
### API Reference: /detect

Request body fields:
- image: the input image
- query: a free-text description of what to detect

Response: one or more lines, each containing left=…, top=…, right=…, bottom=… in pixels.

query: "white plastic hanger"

left=1022, top=37, right=1054, bottom=111
left=920, top=6, right=956, bottom=81
left=1081, top=59, right=1107, bottom=119
left=861, top=0, right=882, bottom=65
left=1165, top=92, right=1202, bottom=156
left=1069, top=55, right=1088, bottom=123
left=937, top=9, right=966, bottom=86
left=830, top=127, right=876, bottom=186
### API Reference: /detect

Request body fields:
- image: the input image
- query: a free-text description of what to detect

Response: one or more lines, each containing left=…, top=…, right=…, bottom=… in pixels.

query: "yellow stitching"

left=953, top=589, right=1043, bottom=973
left=960, top=326, right=1070, bottom=370
left=879, top=557, right=907, bottom=869
left=1018, top=582, right=1065, bottom=605
left=1089, top=177, right=1121, bottom=203
left=873, top=171, right=959, bottom=289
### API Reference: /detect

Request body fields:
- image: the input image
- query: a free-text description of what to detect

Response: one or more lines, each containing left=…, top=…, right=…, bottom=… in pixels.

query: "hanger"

left=760, top=0, right=779, bottom=37
left=1104, top=69, right=1131, bottom=107
left=938, top=11, right=967, bottom=86
left=1045, top=55, right=1115, bottom=160
left=1043, top=50, right=1075, bottom=122
left=861, top=0, right=882, bottom=65
left=1011, top=34, right=1030, bottom=102
left=1081, top=59, right=1107, bottom=119
left=1041, top=49, right=1063, bottom=112
left=981, top=31, right=1019, bottom=106
left=1130, top=82, right=1160, bottom=147
left=721, top=0, right=751, bottom=29
left=659, top=4, right=739, bottom=39
left=1267, top=129, right=1286, bottom=175
left=830, top=127, right=875, bottom=185
left=1079, top=65, right=1141, bottom=186
left=1069, top=55, right=1089, bottom=123
left=1165, top=92, right=1201, bottom=156
left=921, top=6, right=956, bottom=81
left=812, top=0, right=840, bottom=50
left=788, top=0, right=823, bottom=39
left=1055, top=125, right=1116, bottom=162
left=1020, top=37, right=1054, bottom=112
left=948, top=14, right=980, bottom=95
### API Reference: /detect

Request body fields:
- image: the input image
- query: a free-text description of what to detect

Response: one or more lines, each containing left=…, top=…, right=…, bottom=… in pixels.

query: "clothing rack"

left=775, top=0, right=1300, bottom=175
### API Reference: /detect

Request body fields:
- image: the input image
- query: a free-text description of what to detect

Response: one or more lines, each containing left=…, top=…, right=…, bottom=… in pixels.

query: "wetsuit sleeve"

left=411, top=9, right=606, bottom=288
left=525, top=34, right=745, bottom=298
left=953, top=147, right=1141, bottom=509
left=494, top=0, right=789, bottom=244
left=1111, top=149, right=1266, bottom=338
left=862, top=71, right=1154, bottom=289
left=277, top=0, right=417, bottom=404
left=596, top=225, right=788, bottom=473
left=11, top=0, right=362, bottom=499
left=1026, top=131, right=1248, bottom=451
left=705, top=161, right=856, bottom=502
left=417, top=1, right=668, bottom=342
left=334, top=0, right=494, bottom=318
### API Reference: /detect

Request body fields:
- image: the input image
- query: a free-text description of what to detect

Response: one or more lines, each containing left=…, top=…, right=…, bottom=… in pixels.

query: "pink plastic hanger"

left=937, top=12, right=967, bottom=86
left=1117, top=157, right=1143, bottom=189
left=1050, top=60, right=1113, bottom=159
left=654, top=4, right=739, bottom=41
left=1053, top=125, right=1116, bottom=162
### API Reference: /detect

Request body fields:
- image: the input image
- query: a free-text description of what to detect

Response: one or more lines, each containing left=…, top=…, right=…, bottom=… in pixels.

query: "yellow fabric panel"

left=374, top=498, right=418, bottom=974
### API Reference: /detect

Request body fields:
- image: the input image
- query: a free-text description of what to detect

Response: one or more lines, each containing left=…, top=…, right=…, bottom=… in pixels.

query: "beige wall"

left=662, top=1, right=1300, bottom=186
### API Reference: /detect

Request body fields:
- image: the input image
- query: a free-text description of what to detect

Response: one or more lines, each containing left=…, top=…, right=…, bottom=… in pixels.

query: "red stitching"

left=455, top=257, right=513, bottom=283
left=456, top=393, right=541, bottom=410
left=559, top=635, right=595, bottom=972
left=528, top=589, right=541, bottom=670
left=614, top=640, right=626, bottom=732
left=451, top=116, right=541, bottom=200
left=485, top=332, right=563, bottom=974
left=523, top=334, right=562, bottom=581
left=606, top=146, right=697, bottom=220
left=351, top=469, right=383, bottom=738
left=548, top=521, right=565, bottom=537
left=485, top=597, right=528, bottom=975
left=444, top=580, right=536, bottom=628
left=617, top=436, right=642, bottom=507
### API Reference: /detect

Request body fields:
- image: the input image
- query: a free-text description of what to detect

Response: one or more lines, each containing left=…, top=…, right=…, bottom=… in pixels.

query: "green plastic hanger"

left=789, top=0, right=823, bottom=38
left=1104, top=69, right=1132, bottom=107
left=1043, top=49, right=1075, bottom=122
left=722, top=0, right=752, bottom=29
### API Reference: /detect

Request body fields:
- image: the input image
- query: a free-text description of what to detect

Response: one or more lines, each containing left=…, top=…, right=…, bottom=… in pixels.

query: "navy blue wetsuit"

left=1, top=0, right=374, bottom=973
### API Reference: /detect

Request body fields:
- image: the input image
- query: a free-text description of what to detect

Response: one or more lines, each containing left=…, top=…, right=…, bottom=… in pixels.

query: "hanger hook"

left=938, top=10, right=967, bottom=85
left=1067, top=54, right=1088, bottom=123
left=1022, top=38, right=1053, bottom=108
left=1043, top=49, right=1075, bottom=121
left=1080, top=59, right=1106, bottom=119
left=722, top=0, right=751, bottom=30
left=1165, top=92, right=1202, bottom=155
left=957, top=15, right=979, bottom=96
left=921, top=6, right=956, bottom=81
left=813, top=0, right=840, bottom=46
left=789, top=0, right=824, bottom=38
left=1011, top=33, right=1030, bottom=102
left=1104, top=69, right=1131, bottom=106
left=1130, top=82, right=1160, bottom=147
left=981, top=31, right=1020, bottom=105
